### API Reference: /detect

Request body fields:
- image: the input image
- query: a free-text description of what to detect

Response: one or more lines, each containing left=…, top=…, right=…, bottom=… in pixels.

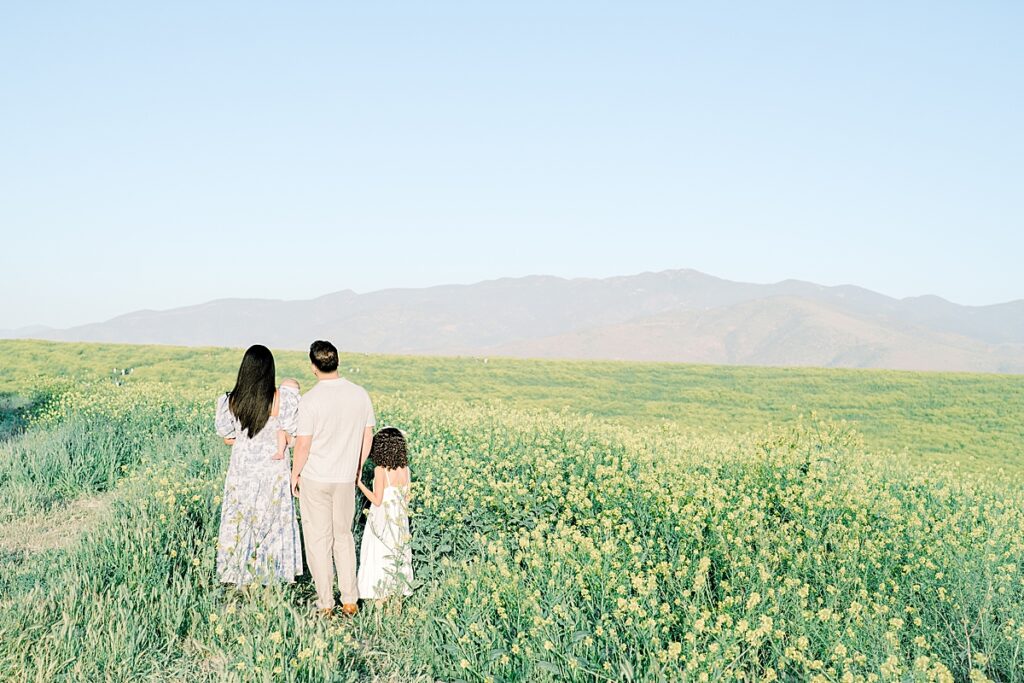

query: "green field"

left=2, top=339, right=1023, bottom=681
left=3, top=340, right=1022, bottom=471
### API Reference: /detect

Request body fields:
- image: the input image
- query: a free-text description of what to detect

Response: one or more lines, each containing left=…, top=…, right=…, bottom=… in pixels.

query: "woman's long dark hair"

left=227, top=345, right=276, bottom=438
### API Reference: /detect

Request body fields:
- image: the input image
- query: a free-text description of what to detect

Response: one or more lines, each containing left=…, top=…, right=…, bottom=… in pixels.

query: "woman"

left=214, top=344, right=303, bottom=585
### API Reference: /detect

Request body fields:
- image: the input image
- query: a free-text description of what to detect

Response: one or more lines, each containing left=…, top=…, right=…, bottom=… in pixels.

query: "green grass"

left=2, top=339, right=1024, bottom=681
left=2, top=339, right=1022, bottom=471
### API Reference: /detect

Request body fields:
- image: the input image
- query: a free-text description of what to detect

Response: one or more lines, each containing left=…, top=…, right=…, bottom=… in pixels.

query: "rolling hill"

left=6, top=269, right=1023, bottom=372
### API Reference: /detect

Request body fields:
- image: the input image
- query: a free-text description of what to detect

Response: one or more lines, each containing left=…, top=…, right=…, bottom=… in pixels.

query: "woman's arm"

left=215, top=394, right=238, bottom=445
left=358, top=468, right=384, bottom=506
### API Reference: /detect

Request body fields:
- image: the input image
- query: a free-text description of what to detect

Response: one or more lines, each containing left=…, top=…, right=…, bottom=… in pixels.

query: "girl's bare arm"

left=358, top=467, right=384, bottom=506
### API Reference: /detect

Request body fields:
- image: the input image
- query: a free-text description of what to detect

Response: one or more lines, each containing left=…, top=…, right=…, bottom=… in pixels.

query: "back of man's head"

left=309, top=340, right=339, bottom=374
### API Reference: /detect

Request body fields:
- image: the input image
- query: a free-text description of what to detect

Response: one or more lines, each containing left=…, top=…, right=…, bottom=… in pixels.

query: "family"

left=213, top=340, right=413, bottom=615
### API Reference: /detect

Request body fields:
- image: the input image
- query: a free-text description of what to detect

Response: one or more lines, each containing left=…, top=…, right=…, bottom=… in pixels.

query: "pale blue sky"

left=1, top=2, right=1021, bottom=328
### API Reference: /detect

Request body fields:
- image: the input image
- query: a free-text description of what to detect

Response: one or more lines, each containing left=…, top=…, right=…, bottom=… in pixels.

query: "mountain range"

left=4, top=269, right=1023, bottom=373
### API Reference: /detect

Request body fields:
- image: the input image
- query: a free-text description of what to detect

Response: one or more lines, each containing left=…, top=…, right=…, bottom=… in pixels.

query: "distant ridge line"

left=4, top=269, right=1023, bottom=374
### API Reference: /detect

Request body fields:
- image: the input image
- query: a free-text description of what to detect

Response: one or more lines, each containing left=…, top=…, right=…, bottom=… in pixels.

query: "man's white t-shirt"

left=296, top=378, right=376, bottom=484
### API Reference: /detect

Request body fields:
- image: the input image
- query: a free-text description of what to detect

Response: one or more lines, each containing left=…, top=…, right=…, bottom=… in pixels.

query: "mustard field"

left=1, top=340, right=1023, bottom=681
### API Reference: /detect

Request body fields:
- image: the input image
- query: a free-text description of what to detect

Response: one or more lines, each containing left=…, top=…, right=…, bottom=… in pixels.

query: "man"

left=291, top=340, right=375, bottom=616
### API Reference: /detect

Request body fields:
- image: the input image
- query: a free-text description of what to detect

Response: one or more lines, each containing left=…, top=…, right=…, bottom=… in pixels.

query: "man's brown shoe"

left=317, top=607, right=334, bottom=617
left=341, top=603, right=358, bottom=616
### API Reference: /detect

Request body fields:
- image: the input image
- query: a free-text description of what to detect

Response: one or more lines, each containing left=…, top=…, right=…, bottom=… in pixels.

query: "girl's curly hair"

left=370, top=426, right=407, bottom=469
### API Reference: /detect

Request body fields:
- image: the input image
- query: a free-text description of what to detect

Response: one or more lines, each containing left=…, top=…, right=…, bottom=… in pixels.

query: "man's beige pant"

left=299, top=478, right=358, bottom=609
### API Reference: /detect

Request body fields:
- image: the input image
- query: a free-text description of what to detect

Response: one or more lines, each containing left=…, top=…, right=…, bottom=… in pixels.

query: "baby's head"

left=370, top=427, right=408, bottom=470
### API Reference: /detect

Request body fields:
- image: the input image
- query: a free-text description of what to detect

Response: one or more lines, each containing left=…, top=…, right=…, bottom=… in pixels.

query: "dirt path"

left=0, top=490, right=116, bottom=556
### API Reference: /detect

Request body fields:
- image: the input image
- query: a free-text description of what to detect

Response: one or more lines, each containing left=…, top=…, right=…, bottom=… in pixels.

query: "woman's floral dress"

left=214, top=386, right=303, bottom=585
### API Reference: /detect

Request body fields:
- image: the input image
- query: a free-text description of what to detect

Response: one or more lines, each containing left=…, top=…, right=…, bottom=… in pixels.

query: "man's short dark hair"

left=309, top=340, right=339, bottom=373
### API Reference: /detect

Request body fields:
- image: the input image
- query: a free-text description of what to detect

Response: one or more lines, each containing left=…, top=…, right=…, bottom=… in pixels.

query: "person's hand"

left=291, top=472, right=301, bottom=497
left=272, top=449, right=285, bottom=461
left=223, top=438, right=236, bottom=446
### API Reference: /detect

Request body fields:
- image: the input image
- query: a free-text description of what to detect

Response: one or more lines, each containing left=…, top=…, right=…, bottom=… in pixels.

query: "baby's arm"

left=272, top=429, right=291, bottom=460
left=273, top=378, right=300, bottom=460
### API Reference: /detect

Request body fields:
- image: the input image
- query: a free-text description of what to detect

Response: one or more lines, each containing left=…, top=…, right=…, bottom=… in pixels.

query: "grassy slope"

left=2, top=339, right=1022, bottom=471
left=2, top=388, right=1024, bottom=681
left=3, top=340, right=1024, bottom=680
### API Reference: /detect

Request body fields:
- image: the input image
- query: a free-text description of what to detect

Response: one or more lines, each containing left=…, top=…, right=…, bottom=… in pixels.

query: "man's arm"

left=359, top=395, right=376, bottom=473
left=358, top=426, right=373, bottom=472
left=291, top=435, right=312, bottom=496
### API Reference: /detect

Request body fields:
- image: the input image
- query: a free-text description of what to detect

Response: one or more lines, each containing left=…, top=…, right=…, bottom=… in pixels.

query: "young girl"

left=357, top=427, right=414, bottom=600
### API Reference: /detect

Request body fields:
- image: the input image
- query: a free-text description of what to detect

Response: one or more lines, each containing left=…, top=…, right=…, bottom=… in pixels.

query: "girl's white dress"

left=358, top=469, right=414, bottom=599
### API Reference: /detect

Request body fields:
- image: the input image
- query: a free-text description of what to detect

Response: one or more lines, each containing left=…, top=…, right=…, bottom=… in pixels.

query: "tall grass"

left=0, top=383, right=203, bottom=522
left=2, top=385, right=1023, bottom=681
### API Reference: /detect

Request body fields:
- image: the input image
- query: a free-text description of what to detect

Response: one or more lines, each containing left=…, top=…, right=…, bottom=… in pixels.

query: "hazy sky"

left=2, top=2, right=1021, bottom=328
